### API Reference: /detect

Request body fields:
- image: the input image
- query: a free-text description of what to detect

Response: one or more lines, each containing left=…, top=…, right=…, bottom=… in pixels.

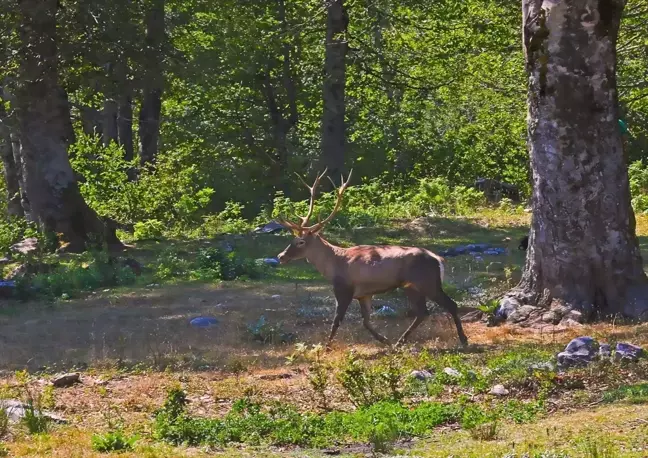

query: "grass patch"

left=602, top=383, right=648, bottom=404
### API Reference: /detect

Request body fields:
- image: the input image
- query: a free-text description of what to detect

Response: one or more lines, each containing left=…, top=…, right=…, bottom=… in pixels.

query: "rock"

left=542, top=311, right=561, bottom=324
left=253, top=221, right=288, bottom=234
left=557, top=336, right=597, bottom=369
left=10, top=237, right=38, bottom=255
left=0, top=257, right=11, bottom=264
left=599, top=344, right=611, bottom=359
left=489, top=384, right=509, bottom=396
left=190, top=316, right=219, bottom=328
left=614, top=342, right=644, bottom=362
left=564, top=310, right=584, bottom=323
left=508, top=305, right=542, bottom=323
left=559, top=318, right=583, bottom=328
left=0, top=399, right=67, bottom=424
left=374, top=305, right=398, bottom=317
left=259, top=258, right=280, bottom=267
left=495, top=297, right=520, bottom=321
left=409, top=370, right=433, bottom=381
left=461, top=310, right=484, bottom=323
left=528, top=362, right=556, bottom=374
left=443, top=367, right=461, bottom=378
left=52, top=373, right=80, bottom=388
left=271, top=294, right=281, bottom=299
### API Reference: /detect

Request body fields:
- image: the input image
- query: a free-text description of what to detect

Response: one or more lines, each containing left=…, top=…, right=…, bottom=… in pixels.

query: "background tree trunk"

left=0, top=104, right=23, bottom=217
left=321, top=0, right=348, bottom=186
left=502, top=0, right=648, bottom=323
left=138, top=0, right=165, bottom=167
left=16, top=0, right=121, bottom=251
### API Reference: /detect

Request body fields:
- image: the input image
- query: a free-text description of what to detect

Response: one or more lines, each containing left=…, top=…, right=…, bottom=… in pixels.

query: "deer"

left=275, top=169, right=468, bottom=348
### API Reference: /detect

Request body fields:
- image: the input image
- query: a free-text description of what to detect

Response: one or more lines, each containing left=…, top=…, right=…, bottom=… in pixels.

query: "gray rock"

left=614, top=342, right=644, bottom=362
left=564, top=310, right=584, bottom=323
left=508, top=305, right=542, bottom=323
left=557, top=336, right=597, bottom=369
left=495, top=297, right=520, bottom=320
left=409, top=370, right=433, bottom=381
left=52, top=373, right=80, bottom=388
left=599, top=343, right=611, bottom=359
left=542, top=311, right=560, bottom=324
left=489, top=384, right=509, bottom=396
left=0, top=399, right=67, bottom=424
left=443, top=367, right=461, bottom=378
left=461, top=310, right=484, bottom=322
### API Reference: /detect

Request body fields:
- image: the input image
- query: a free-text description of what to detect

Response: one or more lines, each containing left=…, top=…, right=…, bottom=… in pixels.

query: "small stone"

left=489, top=384, right=509, bottom=396
left=409, top=370, right=433, bottom=381
left=443, top=367, right=461, bottom=378
left=52, top=372, right=80, bottom=388
left=528, top=362, right=556, bottom=374
left=271, top=294, right=281, bottom=299
left=542, top=311, right=560, bottom=324
left=614, top=342, right=644, bottom=362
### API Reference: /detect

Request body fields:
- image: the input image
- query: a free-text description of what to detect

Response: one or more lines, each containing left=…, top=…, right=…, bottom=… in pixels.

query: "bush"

left=91, top=430, right=138, bottom=453
left=0, top=217, right=38, bottom=256
left=133, top=220, right=165, bottom=240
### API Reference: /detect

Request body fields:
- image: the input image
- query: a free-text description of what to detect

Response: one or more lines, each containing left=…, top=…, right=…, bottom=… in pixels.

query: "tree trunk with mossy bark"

left=16, top=0, right=122, bottom=252
left=499, top=0, right=648, bottom=326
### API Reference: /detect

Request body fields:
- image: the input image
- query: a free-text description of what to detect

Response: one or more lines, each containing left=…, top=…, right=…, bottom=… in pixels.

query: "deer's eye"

left=296, top=239, right=306, bottom=247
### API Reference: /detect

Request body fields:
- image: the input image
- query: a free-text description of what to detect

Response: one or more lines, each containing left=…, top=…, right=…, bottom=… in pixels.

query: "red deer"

left=276, top=169, right=468, bottom=348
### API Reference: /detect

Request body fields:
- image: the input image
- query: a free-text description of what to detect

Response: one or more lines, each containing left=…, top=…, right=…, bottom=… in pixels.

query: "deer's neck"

left=306, top=235, right=345, bottom=281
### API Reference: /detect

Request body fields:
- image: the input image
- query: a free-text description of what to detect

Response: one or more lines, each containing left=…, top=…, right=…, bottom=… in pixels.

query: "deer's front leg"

left=326, top=279, right=354, bottom=348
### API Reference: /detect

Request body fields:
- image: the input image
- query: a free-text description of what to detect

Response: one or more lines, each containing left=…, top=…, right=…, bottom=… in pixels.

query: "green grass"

left=602, top=383, right=648, bottom=404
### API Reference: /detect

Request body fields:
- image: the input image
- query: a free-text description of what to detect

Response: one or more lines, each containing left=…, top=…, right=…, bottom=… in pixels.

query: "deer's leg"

left=395, top=288, right=428, bottom=346
left=326, top=281, right=354, bottom=347
left=358, top=296, right=390, bottom=344
left=430, top=289, right=468, bottom=347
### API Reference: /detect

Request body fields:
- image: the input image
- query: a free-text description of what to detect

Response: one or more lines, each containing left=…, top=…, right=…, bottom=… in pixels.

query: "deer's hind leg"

left=358, top=296, right=390, bottom=344
left=395, top=287, right=429, bottom=346
left=326, top=279, right=354, bottom=348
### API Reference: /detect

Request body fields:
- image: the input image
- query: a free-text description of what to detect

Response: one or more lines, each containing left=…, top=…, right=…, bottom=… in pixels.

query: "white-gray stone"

left=489, top=384, right=509, bottom=396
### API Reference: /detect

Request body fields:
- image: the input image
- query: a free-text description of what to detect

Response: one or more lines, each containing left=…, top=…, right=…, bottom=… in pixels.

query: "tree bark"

left=0, top=104, right=23, bottom=217
left=117, top=59, right=134, bottom=163
left=502, top=0, right=648, bottom=323
left=321, top=0, right=348, bottom=185
left=138, top=0, right=165, bottom=167
left=16, top=0, right=122, bottom=251
left=102, top=97, right=119, bottom=147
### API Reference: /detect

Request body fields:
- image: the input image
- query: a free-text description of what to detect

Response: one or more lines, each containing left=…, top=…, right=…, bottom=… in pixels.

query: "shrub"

left=133, top=220, right=165, bottom=240
left=0, top=406, right=8, bottom=438
left=91, top=430, right=138, bottom=453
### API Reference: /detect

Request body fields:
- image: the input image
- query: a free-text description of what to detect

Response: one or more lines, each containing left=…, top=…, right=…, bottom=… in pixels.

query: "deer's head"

left=276, top=168, right=352, bottom=264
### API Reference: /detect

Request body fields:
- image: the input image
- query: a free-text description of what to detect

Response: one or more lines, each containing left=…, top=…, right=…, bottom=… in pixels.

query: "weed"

left=468, top=421, right=498, bottom=441
left=91, top=430, right=138, bottom=453
left=0, top=406, right=8, bottom=438
left=40, top=385, right=55, bottom=411
left=22, top=398, right=48, bottom=434
left=581, top=437, right=618, bottom=458
left=290, top=344, right=331, bottom=410
left=246, top=315, right=295, bottom=344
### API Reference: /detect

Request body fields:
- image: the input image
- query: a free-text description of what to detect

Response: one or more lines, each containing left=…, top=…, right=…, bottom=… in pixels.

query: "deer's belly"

left=353, top=281, right=401, bottom=298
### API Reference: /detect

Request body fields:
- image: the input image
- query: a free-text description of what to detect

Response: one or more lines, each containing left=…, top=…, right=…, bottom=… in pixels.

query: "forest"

left=0, top=0, right=648, bottom=456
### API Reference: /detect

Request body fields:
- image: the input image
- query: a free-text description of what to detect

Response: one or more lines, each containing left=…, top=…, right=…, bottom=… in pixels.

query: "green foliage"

left=133, top=220, right=165, bottom=240
left=0, top=218, right=38, bottom=256
left=629, top=160, right=648, bottom=213
left=153, top=388, right=461, bottom=448
left=21, top=398, right=48, bottom=435
left=336, top=351, right=405, bottom=407
left=25, top=251, right=137, bottom=299
left=91, top=430, right=138, bottom=453
left=602, top=382, right=648, bottom=404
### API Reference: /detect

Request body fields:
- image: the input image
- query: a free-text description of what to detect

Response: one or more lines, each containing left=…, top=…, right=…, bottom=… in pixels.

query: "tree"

left=321, top=0, right=348, bottom=184
left=501, top=0, right=648, bottom=323
left=15, top=0, right=121, bottom=251
left=0, top=102, right=22, bottom=217
left=139, top=0, right=165, bottom=166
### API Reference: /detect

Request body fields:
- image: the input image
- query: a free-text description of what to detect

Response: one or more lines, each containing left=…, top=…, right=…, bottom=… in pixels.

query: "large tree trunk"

left=102, top=98, right=119, bottom=147
left=138, top=0, right=165, bottom=167
left=0, top=104, right=23, bottom=217
left=321, top=0, right=348, bottom=186
left=500, top=0, right=648, bottom=324
left=117, top=59, right=134, bottom=163
left=16, top=0, right=122, bottom=252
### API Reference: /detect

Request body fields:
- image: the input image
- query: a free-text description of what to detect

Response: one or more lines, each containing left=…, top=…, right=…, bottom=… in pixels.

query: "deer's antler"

left=304, top=169, right=353, bottom=233
left=277, top=168, right=352, bottom=235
